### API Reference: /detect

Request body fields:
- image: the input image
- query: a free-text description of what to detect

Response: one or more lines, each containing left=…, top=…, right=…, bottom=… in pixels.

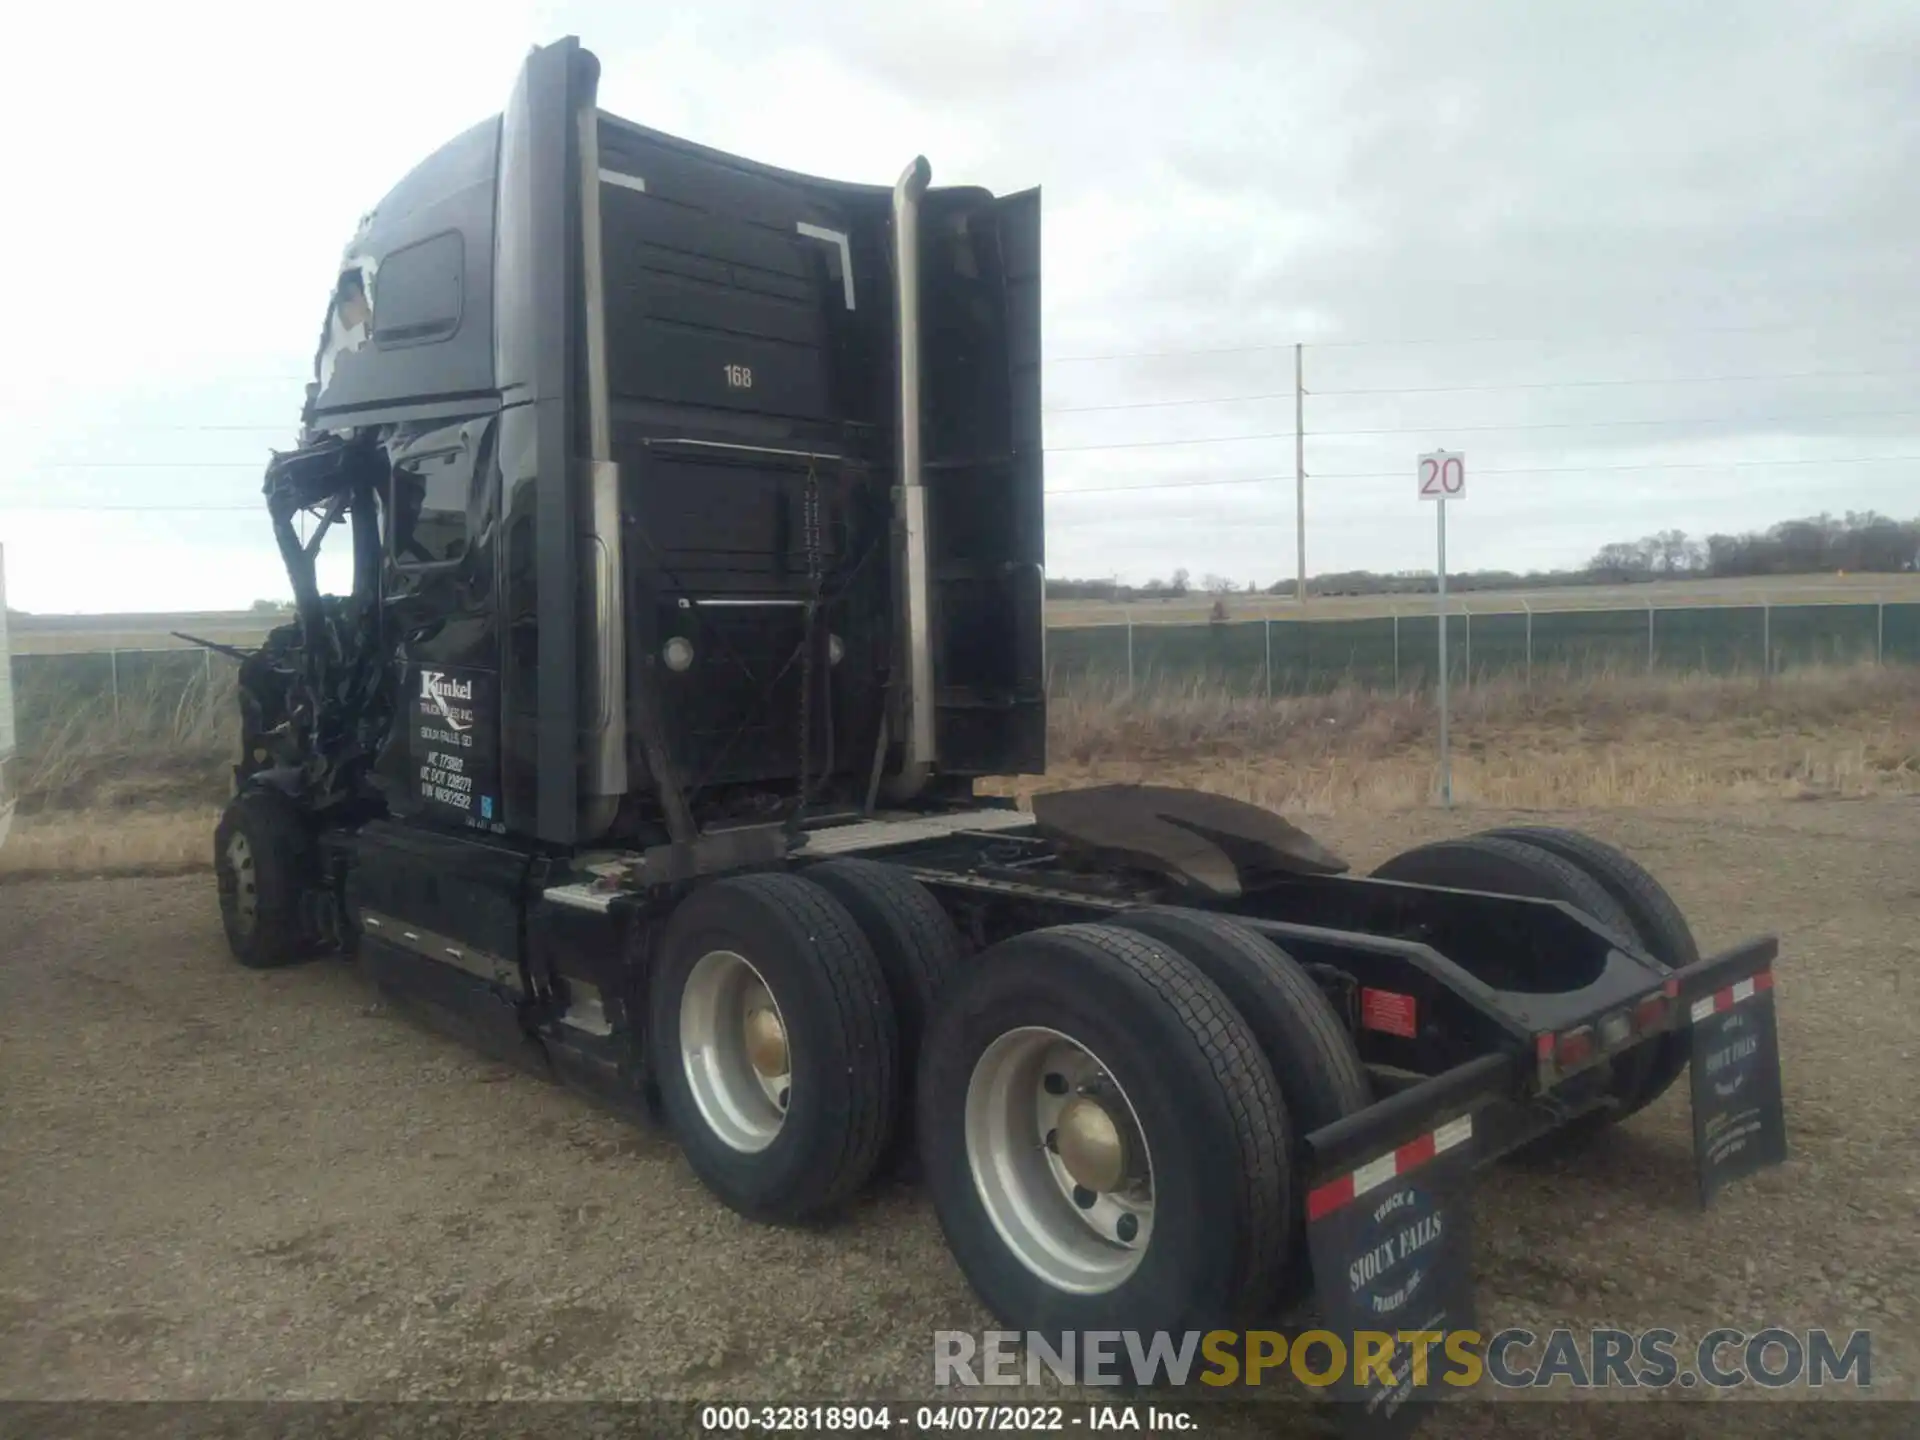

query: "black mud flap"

left=1675, top=937, right=1787, bottom=1208
left=1302, top=1053, right=1507, bottom=1440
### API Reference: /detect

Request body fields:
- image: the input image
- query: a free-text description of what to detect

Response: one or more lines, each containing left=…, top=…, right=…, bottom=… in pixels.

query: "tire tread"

left=1480, top=826, right=1698, bottom=1117
left=655, top=872, right=898, bottom=1219
left=1044, top=922, right=1292, bottom=1318
left=215, top=790, right=315, bottom=969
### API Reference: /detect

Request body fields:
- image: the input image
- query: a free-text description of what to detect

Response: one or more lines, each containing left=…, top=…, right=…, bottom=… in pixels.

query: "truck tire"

left=1371, top=835, right=1657, bottom=1142
left=214, top=789, right=316, bottom=969
left=1480, top=826, right=1697, bottom=1119
left=1107, top=906, right=1368, bottom=1304
left=803, top=858, right=965, bottom=1163
left=917, top=922, right=1291, bottom=1334
left=651, top=872, right=899, bottom=1222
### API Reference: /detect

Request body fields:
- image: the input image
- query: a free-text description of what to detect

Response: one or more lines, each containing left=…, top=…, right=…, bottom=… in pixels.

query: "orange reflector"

left=1633, top=993, right=1668, bottom=1033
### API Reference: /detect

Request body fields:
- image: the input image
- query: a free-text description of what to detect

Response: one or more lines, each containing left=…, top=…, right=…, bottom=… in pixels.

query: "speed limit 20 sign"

left=1418, top=451, right=1466, bottom=501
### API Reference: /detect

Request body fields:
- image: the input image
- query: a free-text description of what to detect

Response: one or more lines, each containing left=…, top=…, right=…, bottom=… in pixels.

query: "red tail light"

left=1555, top=1026, right=1596, bottom=1071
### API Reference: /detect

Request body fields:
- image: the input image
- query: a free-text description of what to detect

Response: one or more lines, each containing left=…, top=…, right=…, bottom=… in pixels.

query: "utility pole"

left=1295, top=342, right=1306, bottom=606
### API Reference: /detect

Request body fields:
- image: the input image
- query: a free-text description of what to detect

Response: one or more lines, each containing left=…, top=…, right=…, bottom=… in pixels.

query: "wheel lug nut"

left=1116, top=1213, right=1139, bottom=1243
left=1072, top=1185, right=1097, bottom=1209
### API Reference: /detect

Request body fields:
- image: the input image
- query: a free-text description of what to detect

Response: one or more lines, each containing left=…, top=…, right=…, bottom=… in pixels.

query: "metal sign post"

left=1418, top=452, right=1465, bottom=808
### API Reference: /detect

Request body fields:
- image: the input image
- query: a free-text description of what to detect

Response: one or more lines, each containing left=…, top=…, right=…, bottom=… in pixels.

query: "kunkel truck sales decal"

left=410, top=666, right=501, bottom=830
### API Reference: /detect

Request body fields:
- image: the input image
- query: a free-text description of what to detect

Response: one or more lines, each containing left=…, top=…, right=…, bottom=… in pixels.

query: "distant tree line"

left=1044, top=510, right=1920, bottom=602
left=1586, top=511, right=1920, bottom=581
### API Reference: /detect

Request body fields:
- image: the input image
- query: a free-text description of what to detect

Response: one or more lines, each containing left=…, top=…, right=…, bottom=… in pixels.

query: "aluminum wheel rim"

left=965, top=1026, right=1155, bottom=1294
left=226, top=831, right=258, bottom=931
left=680, top=949, right=791, bottom=1153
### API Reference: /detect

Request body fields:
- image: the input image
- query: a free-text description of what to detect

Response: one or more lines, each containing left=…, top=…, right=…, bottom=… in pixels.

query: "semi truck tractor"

left=210, top=36, right=1788, bottom=1405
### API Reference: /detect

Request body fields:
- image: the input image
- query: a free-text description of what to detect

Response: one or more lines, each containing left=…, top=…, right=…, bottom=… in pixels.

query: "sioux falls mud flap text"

left=1686, top=962, right=1788, bottom=1206
left=1305, top=1102, right=1482, bottom=1440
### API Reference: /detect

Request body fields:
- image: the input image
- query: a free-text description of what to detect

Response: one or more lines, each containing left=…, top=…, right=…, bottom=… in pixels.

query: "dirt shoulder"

left=1, top=800, right=1915, bottom=1421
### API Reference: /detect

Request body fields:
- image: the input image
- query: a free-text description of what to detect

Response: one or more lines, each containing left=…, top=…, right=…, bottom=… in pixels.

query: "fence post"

left=1462, top=606, right=1471, bottom=688
left=1392, top=612, right=1400, bottom=691
left=110, top=647, right=120, bottom=717
left=1762, top=601, right=1771, bottom=678
left=203, top=647, right=213, bottom=689
left=1647, top=603, right=1655, bottom=674
left=1126, top=610, right=1134, bottom=693
left=1878, top=597, right=1885, bottom=666
left=1523, top=600, right=1533, bottom=685
left=1264, top=617, right=1272, bottom=699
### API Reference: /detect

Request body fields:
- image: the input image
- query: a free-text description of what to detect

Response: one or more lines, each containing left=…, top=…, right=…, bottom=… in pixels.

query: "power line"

left=1048, top=380, right=1920, bottom=451
left=1327, top=453, right=1920, bottom=479
left=22, top=462, right=265, bottom=469
left=0, top=504, right=259, bottom=512
left=10, top=448, right=1920, bottom=514
left=1049, top=390, right=1298, bottom=415
left=1047, top=452, right=1920, bottom=497
left=1308, top=366, right=1920, bottom=398
left=1048, top=473, right=1290, bottom=497
left=1049, top=326, right=1920, bottom=363
left=1048, top=432, right=1296, bottom=454
left=18, top=366, right=1920, bottom=462
left=1047, top=383, right=1920, bottom=423
left=1296, top=407, right=1920, bottom=440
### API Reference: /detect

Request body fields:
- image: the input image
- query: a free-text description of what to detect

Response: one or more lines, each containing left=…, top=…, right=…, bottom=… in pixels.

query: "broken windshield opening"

left=317, top=264, right=374, bottom=391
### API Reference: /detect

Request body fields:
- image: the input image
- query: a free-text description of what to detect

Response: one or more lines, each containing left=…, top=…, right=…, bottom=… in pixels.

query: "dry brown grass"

left=982, top=661, right=1920, bottom=815
left=1, top=668, right=235, bottom=880
left=14, top=668, right=236, bottom=814
left=0, top=806, right=221, bottom=880
left=6, top=660, right=1918, bottom=878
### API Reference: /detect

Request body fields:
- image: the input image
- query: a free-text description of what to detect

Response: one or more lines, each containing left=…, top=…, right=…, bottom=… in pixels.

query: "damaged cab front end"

left=239, top=430, right=390, bottom=811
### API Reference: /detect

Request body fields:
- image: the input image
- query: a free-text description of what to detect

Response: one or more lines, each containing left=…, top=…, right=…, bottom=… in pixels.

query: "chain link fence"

left=8, top=598, right=1919, bottom=750
left=1045, top=599, right=1920, bottom=693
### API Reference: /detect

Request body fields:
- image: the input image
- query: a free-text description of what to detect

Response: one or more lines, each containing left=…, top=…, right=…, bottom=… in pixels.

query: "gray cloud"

left=2, top=0, right=1916, bottom=608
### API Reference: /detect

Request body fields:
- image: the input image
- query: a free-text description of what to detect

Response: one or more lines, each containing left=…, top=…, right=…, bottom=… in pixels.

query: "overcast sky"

left=1, top=0, right=1915, bottom=613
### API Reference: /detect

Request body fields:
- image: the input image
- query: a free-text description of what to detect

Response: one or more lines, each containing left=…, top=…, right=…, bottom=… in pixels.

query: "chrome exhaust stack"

left=574, top=74, right=628, bottom=838
left=884, top=155, right=935, bottom=804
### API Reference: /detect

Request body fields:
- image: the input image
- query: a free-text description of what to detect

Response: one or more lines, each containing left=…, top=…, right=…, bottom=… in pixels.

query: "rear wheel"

left=1107, top=906, right=1369, bottom=1302
left=651, top=873, right=898, bottom=1221
left=802, top=858, right=966, bottom=1162
left=1480, top=826, right=1697, bottom=1118
left=917, top=923, right=1291, bottom=1333
left=214, top=790, right=316, bottom=969
left=1372, top=835, right=1654, bottom=1143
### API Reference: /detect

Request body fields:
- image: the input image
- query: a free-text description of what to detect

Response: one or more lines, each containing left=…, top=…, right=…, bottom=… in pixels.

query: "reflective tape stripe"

left=1690, top=967, right=1775, bottom=1024
left=1307, top=1112, right=1475, bottom=1221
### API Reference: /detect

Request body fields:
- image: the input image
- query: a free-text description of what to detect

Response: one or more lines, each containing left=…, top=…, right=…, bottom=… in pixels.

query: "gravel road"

left=3, top=800, right=1916, bottom=1433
